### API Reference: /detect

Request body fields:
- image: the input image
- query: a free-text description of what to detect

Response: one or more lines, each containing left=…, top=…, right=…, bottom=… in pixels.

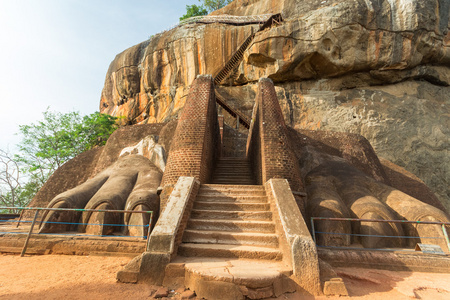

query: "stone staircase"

left=211, top=157, right=256, bottom=185
left=214, top=32, right=255, bottom=85
left=174, top=183, right=295, bottom=299
left=213, top=14, right=282, bottom=86
left=178, top=184, right=282, bottom=261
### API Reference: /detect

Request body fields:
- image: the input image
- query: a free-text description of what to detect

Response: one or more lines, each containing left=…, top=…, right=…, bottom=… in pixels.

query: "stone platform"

left=163, top=257, right=297, bottom=300
left=0, top=223, right=144, bottom=256
left=319, top=247, right=450, bottom=273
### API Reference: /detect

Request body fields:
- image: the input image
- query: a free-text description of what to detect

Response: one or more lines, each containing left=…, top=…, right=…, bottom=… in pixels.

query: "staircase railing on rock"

left=212, top=14, right=282, bottom=130
left=215, top=92, right=250, bottom=129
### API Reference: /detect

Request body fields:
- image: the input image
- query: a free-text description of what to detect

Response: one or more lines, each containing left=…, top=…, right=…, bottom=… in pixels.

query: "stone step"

left=214, top=167, right=252, bottom=170
left=211, top=177, right=254, bottom=182
left=214, top=163, right=251, bottom=166
left=199, top=185, right=266, bottom=196
left=196, top=195, right=268, bottom=203
left=213, top=167, right=253, bottom=172
left=194, top=201, right=270, bottom=211
left=182, top=230, right=279, bottom=247
left=178, top=243, right=283, bottom=260
left=191, top=209, right=272, bottom=221
left=215, top=160, right=251, bottom=163
left=198, top=191, right=266, bottom=197
left=215, top=159, right=250, bottom=162
left=177, top=258, right=294, bottom=300
left=212, top=176, right=253, bottom=180
left=211, top=180, right=256, bottom=185
left=213, top=172, right=253, bottom=176
left=187, top=219, right=275, bottom=233
left=201, top=184, right=264, bottom=190
left=212, top=176, right=254, bottom=180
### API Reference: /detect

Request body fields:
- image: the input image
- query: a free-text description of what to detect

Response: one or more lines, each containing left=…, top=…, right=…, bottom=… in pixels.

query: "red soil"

left=0, top=254, right=449, bottom=299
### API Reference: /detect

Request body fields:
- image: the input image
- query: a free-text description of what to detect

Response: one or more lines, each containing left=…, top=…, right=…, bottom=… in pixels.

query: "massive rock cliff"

left=100, top=0, right=449, bottom=210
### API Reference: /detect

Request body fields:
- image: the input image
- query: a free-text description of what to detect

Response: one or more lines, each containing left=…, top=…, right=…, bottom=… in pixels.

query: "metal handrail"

left=150, top=14, right=274, bottom=40
left=0, top=206, right=154, bottom=256
left=310, top=217, right=450, bottom=253
left=311, top=216, right=450, bottom=225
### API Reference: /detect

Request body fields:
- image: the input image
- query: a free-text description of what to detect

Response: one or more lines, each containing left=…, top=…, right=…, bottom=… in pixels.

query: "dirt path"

left=0, top=254, right=449, bottom=299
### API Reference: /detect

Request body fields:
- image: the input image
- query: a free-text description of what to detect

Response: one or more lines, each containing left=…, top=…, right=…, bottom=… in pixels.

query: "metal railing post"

left=16, top=210, right=24, bottom=228
left=442, top=224, right=450, bottom=253
left=311, top=218, right=316, bottom=244
left=146, top=211, right=154, bottom=252
left=20, top=209, right=39, bottom=257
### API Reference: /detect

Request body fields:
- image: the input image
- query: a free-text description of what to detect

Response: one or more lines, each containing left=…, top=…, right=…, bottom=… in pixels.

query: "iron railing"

left=150, top=14, right=274, bottom=40
left=0, top=207, right=154, bottom=256
left=311, top=217, right=450, bottom=253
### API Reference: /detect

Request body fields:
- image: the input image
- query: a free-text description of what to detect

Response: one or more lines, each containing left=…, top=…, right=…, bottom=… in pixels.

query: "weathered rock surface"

left=28, top=123, right=177, bottom=210
left=100, top=0, right=449, bottom=209
left=100, top=23, right=257, bottom=124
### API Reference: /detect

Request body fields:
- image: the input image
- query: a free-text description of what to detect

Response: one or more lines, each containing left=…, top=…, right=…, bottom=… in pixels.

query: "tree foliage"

left=180, top=4, right=208, bottom=21
left=0, top=110, right=118, bottom=211
left=16, top=110, right=118, bottom=187
left=180, top=0, right=232, bottom=21
left=201, top=0, right=232, bottom=13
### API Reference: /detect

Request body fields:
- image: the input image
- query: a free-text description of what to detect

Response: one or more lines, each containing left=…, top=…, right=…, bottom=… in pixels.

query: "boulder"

left=99, top=0, right=449, bottom=210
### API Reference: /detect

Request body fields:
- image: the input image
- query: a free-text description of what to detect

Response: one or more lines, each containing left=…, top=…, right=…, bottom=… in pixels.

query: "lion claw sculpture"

left=288, top=128, right=450, bottom=251
left=36, top=76, right=448, bottom=254
left=305, top=160, right=448, bottom=249
left=39, top=136, right=166, bottom=237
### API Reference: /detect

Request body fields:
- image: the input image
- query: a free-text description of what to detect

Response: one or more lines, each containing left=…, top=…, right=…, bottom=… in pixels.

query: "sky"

left=0, top=0, right=194, bottom=151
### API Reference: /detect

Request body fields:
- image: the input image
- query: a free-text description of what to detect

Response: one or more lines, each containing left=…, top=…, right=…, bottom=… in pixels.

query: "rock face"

left=100, top=0, right=449, bottom=210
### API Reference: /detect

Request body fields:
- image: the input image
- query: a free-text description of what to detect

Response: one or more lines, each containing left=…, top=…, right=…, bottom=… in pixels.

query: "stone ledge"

left=0, top=234, right=145, bottom=256
left=318, top=247, right=450, bottom=273
left=265, top=178, right=322, bottom=295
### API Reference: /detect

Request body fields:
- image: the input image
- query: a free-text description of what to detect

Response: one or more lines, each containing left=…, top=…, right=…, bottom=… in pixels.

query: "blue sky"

left=0, top=0, right=194, bottom=151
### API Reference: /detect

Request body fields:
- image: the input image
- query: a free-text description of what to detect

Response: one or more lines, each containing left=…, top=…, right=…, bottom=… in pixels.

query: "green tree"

left=16, top=109, right=118, bottom=187
left=201, top=0, right=232, bottom=13
left=180, top=1, right=232, bottom=20
left=180, top=4, right=208, bottom=21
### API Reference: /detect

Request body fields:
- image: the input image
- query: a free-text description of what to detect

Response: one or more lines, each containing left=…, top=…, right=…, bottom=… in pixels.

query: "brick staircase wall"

left=159, top=75, right=220, bottom=208
left=246, top=78, right=304, bottom=192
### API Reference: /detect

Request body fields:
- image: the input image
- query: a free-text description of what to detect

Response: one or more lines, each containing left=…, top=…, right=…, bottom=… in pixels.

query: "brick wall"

left=246, top=95, right=262, bottom=184
left=246, top=78, right=303, bottom=192
left=160, top=75, right=220, bottom=208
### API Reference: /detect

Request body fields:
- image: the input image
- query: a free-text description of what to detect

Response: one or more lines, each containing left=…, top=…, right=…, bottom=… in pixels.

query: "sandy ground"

left=0, top=254, right=449, bottom=300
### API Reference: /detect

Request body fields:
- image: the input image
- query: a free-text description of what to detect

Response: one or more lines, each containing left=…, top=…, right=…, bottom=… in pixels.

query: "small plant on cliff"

left=16, top=110, right=118, bottom=188
left=180, top=0, right=232, bottom=21
left=202, top=0, right=232, bottom=13
left=180, top=4, right=208, bottom=21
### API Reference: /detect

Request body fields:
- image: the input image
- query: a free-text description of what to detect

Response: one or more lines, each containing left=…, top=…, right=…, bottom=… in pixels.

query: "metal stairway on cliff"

left=213, top=14, right=282, bottom=129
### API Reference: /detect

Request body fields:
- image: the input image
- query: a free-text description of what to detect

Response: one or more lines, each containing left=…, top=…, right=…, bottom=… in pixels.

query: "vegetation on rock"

left=201, top=0, right=232, bottom=13
left=180, top=4, right=208, bottom=21
left=180, top=0, right=232, bottom=21
left=0, top=110, right=118, bottom=211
